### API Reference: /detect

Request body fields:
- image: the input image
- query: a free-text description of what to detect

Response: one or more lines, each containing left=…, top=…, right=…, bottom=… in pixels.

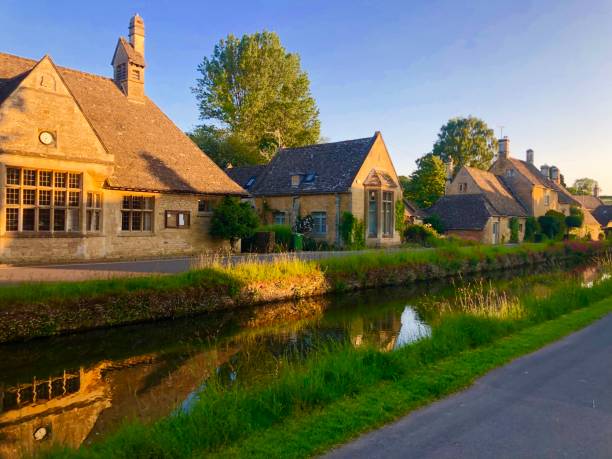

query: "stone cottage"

left=431, top=137, right=602, bottom=243
left=226, top=132, right=402, bottom=247
left=0, top=15, right=245, bottom=263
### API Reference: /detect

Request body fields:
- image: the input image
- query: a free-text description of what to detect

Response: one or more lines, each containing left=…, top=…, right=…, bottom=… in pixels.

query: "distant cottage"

left=0, top=15, right=245, bottom=263
left=227, top=132, right=402, bottom=246
left=431, top=137, right=603, bottom=243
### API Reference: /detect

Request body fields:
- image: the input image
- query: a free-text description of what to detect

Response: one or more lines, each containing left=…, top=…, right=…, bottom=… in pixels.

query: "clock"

left=39, top=131, right=54, bottom=145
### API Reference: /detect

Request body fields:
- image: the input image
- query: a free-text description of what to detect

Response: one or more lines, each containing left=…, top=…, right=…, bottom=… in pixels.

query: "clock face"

left=39, top=131, right=54, bottom=145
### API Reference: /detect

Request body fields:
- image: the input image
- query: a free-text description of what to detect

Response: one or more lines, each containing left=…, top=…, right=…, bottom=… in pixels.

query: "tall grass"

left=41, top=274, right=612, bottom=459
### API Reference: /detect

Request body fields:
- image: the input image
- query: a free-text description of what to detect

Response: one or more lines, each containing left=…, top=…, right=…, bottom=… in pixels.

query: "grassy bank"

left=1, top=241, right=609, bottom=343
left=41, top=270, right=612, bottom=458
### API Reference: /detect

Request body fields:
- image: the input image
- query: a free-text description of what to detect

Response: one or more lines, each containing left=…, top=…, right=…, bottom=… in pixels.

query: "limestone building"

left=0, top=15, right=245, bottom=263
left=227, top=132, right=402, bottom=247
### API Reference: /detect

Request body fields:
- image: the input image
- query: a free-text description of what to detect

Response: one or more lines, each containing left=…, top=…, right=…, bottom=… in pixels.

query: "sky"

left=2, top=0, right=611, bottom=193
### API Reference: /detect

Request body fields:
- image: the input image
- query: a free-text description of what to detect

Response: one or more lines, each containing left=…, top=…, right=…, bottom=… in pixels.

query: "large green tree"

left=193, top=31, right=320, bottom=163
left=404, top=154, right=446, bottom=208
left=432, top=116, right=497, bottom=173
left=188, top=125, right=262, bottom=168
left=567, top=178, right=599, bottom=196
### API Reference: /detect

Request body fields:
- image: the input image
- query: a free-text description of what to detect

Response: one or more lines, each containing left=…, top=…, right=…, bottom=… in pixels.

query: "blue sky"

left=2, top=0, right=611, bottom=192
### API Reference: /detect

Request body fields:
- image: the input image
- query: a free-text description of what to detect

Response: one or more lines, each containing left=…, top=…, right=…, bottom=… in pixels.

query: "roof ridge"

left=0, top=51, right=114, bottom=82
left=280, top=135, right=374, bottom=151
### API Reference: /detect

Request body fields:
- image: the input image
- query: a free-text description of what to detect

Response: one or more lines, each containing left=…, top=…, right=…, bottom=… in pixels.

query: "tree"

left=568, top=178, right=598, bottom=196
left=565, top=206, right=584, bottom=235
left=538, top=210, right=566, bottom=240
left=509, top=217, right=520, bottom=244
left=193, top=31, right=320, bottom=161
left=188, top=125, right=262, bottom=168
left=210, top=197, right=260, bottom=250
left=424, top=214, right=445, bottom=233
left=398, top=175, right=411, bottom=196
left=432, top=116, right=497, bottom=173
left=404, top=154, right=446, bottom=208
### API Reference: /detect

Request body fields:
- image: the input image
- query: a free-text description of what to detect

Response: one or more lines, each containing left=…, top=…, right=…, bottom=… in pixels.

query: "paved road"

left=0, top=249, right=405, bottom=283
left=326, top=313, right=612, bottom=459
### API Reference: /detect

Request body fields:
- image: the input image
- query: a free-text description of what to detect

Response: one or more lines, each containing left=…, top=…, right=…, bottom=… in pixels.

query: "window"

left=459, top=183, right=468, bottom=192
left=291, top=175, right=301, bottom=187
left=273, top=211, right=286, bottom=225
left=121, top=195, right=153, bottom=232
left=4, top=167, right=83, bottom=233
left=303, top=173, right=316, bottom=184
left=198, top=199, right=212, bottom=213
left=165, top=210, right=190, bottom=229
left=368, top=190, right=378, bottom=237
left=519, top=224, right=524, bottom=233
left=544, top=193, right=550, bottom=206
left=115, top=63, right=127, bottom=81
left=506, top=169, right=516, bottom=178
left=246, top=177, right=256, bottom=188
left=86, top=192, right=102, bottom=232
left=382, top=191, right=394, bottom=237
left=311, top=212, right=327, bottom=234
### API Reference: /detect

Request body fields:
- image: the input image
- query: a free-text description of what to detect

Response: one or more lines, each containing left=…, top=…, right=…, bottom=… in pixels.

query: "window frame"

left=4, top=166, right=83, bottom=234
left=311, top=211, right=328, bottom=235
left=367, top=190, right=379, bottom=237
left=120, top=195, right=154, bottom=232
left=382, top=191, right=394, bottom=237
left=197, top=199, right=212, bottom=214
left=273, top=211, right=287, bottom=225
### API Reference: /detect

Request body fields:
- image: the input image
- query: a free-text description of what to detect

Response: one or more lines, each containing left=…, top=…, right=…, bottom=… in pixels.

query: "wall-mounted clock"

left=39, top=131, right=55, bottom=145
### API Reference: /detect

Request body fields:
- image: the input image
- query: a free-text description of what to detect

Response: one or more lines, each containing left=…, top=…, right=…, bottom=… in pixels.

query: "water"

left=0, top=262, right=607, bottom=458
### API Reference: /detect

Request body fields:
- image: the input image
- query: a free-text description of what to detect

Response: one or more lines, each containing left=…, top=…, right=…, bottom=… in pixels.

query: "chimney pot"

left=550, top=166, right=560, bottom=184
left=526, top=149, right=534, bottom=164
left=594, top=185, right=600, bottom=198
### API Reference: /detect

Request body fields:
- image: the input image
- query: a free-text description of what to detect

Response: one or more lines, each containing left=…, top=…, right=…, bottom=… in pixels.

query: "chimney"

left=129, top=14, right=145, bottom=57
left=112, top=15, right=146, bottom=101
left=540, top=164, right=550, bottom=179
left=594, top=184, right=600, bottom=198
left=526, top=149, right=534, bottom=164
left=550, top=166, right=560, bottom=184
left=498, top=137, right=510, bottom=160
left=445, top=157, right=454, bottom=194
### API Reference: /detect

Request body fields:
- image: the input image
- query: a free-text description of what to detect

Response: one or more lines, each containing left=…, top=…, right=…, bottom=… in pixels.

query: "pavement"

left=325, top=312, right=612, bottom=459
left=0, top=249, right=402, bottom=284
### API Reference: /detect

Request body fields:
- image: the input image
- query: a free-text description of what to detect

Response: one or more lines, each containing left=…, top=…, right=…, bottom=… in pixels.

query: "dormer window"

left=506, top=169, right=516, bottom=178
left=291, top=175, right=301, bottom=187
left=459, top=183, right=468, bottom=192
left=303, top=173, right=316, bottom=184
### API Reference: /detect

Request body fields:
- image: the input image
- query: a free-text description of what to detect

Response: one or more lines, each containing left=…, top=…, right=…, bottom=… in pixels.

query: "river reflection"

left=0, top=262, right=607, bottom=458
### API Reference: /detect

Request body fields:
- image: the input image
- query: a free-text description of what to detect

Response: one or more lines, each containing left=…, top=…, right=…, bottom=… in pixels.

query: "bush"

left=395, top=200, right=406, bottom=235
left=524, top=217, right=540, bottom=242
left=339, top=212, right=366, bottom=250
left=538, top=210, right=566, bottom=240
left=403, top=224, right=439, bottom=246
left=509, top=217, right=520, bottom=243
left=258, top=224, right=292, bottom=250
left=424, top=214, right=445, bottom=233
left=210, top=197, right=260, bottom=250
left=565, top=207, right=584, bottom=235
left=303, top=237, right=331, bottom=252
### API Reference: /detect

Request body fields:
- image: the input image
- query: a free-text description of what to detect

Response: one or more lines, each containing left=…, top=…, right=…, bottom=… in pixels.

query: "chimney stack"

left=498, top=137, right=510, bottom=160
left=445, top=157, right=454, bottom=194
left=526, top=149, right=534, bottom=164
left=129, top=14, right=145, bottom=57
left=550, top=166, right=560, bottom=184
left=540, top=164, right=550, bottom=179
left=594, top=184, right=600, bottom=198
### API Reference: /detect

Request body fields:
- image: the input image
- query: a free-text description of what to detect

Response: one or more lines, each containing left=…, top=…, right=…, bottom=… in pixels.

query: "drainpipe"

left=335, top=194, right=341, bottom=245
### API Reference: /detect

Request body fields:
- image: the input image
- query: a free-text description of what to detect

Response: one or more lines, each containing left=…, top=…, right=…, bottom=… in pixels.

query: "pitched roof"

left=572, top=195, right=604, bottom=211
left=250, top=135, right=377, bottom=196
left=428, top=194, right=495, bottom=230
left=593, top=205, right=612, bottom=227
left=113, top=37, right=146, bottom=67
left=225, top=164, right=267, bottom=191
left=464, top=167, right=529, bottom=217
left=403, top=199, right=428, bottom=218
left=0, top=52, right=244, bottom=195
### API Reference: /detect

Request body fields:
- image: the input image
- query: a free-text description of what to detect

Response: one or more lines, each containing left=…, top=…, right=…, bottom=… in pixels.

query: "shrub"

left=294, top=215, right=314, bottom=234
left=210, top=197, right=260, bottom=250
left=509, top=217, right=520, bottom=244
left=303, top=237, right=331, bottom=252
left=339, top=212, right=366, bottom=250
left=258, top=224, right=292, bottom=250
left=395, top=200, right=406, bottom=235
left=565, top=207, right=584, bottom=235
left=538, top=210, right=566, bottom=240
left=524, top=217, right=540, bottom=242
left=403, top=224, right=439, bottom=246
left=424, top=214, right=445, bottom=233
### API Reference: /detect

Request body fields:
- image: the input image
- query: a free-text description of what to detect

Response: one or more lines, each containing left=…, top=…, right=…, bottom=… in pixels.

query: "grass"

left=40, top=272, right=612, bottom=459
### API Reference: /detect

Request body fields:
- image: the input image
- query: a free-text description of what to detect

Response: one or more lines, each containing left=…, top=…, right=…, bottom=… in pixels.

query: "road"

left=0, top=249, right=403, bottom=284
left=325, top=313, right=612, bottom=459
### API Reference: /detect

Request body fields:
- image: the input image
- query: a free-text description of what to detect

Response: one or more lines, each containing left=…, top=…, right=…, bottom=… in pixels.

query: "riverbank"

left=40, top=262, right=612, bottom=458
left=1, top=241, right=609, bottom=343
